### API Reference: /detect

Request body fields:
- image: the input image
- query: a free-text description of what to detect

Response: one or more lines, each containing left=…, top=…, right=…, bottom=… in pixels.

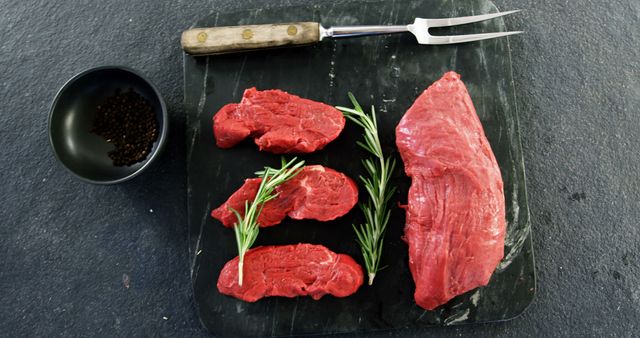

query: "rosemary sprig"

left=230, top=157, right=305, bottom=286
left=337, top=93, right=397, bottom=286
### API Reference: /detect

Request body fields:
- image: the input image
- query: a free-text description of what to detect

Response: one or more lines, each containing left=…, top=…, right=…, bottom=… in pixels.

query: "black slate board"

left=184, top=1, right=535, bottom=336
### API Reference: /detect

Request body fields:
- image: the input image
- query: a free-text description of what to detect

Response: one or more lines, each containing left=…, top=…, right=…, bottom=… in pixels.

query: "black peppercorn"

left=91, top=88, right=158, bottom=166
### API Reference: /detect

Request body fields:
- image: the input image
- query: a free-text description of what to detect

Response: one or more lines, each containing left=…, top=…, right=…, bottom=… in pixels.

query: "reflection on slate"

left=184, top=1, right=535, bottom=336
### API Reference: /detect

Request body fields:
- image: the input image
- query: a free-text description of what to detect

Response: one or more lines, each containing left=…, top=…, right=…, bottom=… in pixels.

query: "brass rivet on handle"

left=287, top=25, right=298, bottom=36
left=197, top=32, right=207, bottom=43
left=242, top=29, right=254, bottom=40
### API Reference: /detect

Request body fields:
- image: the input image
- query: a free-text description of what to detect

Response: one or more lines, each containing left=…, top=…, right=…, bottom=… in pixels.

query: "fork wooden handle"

left=181, top=22, right=320, bottom=55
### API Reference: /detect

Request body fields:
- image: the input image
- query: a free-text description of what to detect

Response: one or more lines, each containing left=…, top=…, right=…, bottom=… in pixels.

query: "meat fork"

left=182, top=10, right=522, bottom=55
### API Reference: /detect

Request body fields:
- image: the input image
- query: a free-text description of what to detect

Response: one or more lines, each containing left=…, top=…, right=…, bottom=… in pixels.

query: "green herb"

left=230, top=157, right=305, bottom=286
left=337, top=93, right=396, bottom=286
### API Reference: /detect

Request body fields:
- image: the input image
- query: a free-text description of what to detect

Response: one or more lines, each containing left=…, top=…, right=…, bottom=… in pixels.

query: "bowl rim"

left=48, top=65, right=169, bottom=185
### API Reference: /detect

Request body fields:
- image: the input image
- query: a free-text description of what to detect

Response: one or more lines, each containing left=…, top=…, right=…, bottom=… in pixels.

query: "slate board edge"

left=496, top=0, right=537, bottom=321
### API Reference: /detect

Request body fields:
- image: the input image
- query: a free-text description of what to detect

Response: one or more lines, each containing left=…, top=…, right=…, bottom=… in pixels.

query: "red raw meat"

left=395, top=71, right=506, bottom=310
left=211, top=165, right=358, bottom=227
left=217, top=244, right=364, bottom=302
left=213, top=88, right=345, bottom=153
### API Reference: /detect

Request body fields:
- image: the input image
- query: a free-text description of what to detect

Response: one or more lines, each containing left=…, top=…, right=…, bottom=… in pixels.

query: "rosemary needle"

left=337, top=93, right=396, bottom=286
left=230, top=157, right=305, bottom=286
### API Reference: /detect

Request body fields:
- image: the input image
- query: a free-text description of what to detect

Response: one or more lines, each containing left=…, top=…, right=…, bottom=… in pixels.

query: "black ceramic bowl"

left=48, top=66, right=168, bottom=184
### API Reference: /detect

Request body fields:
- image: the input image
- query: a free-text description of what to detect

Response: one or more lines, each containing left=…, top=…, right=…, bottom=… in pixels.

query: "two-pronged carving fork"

left=181, top=10, right=522, bottom=55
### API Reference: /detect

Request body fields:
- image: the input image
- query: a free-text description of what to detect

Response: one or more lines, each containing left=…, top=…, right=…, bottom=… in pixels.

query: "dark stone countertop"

left=1, top=0, right=638, bottom=336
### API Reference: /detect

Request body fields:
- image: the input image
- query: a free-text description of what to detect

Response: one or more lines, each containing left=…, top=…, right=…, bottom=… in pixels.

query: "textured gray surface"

left=0, top=0, right=638, bottom=337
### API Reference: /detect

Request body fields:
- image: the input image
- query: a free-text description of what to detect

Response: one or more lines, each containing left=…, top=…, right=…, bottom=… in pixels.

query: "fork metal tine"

left=425, top=10, right=521, bottom=28
left=428, top=31, right=523, bottom=44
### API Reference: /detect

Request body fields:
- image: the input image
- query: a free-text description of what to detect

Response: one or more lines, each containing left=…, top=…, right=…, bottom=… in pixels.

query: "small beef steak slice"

left=211, top=165, right=358, bottom=227
left=217, top=244, right=364, bottom=302
left=213, top=88, right=345, bottom=153
left=395, top=71, right=506, bottom=310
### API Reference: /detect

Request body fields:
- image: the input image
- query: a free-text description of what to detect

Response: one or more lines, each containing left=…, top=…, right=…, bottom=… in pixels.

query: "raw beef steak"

left=395, top=71, right=506, bottom=310
left=211, top=165, right=358, bottom=227
left=213, top=88, right=345, bottom=153
left=217, top=244, right=364, bottom=302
